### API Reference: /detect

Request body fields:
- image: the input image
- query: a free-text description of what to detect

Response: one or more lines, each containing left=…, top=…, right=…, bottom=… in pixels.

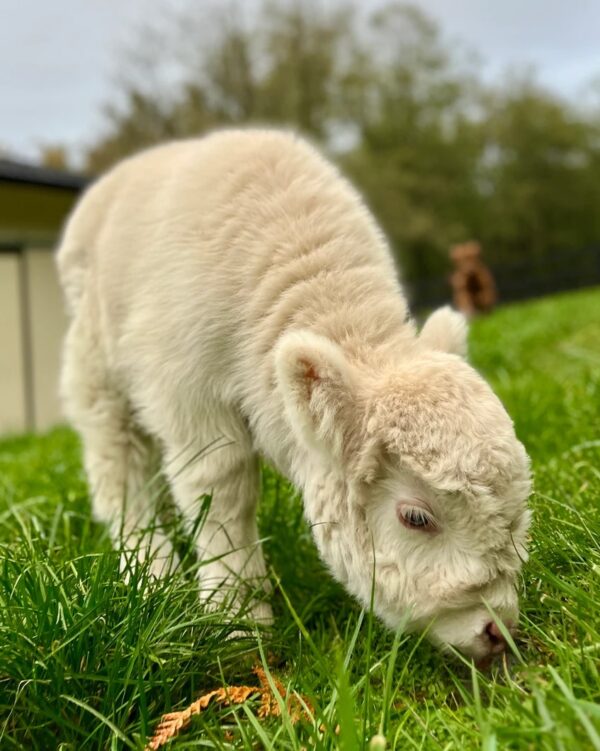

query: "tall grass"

left=1, top=287, right=599, bottom=749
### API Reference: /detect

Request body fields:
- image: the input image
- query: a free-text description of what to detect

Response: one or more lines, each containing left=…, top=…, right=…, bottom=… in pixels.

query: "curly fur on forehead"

left=366, top=352, right=531, bottom=500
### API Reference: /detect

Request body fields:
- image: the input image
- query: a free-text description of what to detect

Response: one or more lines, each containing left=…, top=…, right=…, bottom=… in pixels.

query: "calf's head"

left=275, top=309, right=531, bottom=662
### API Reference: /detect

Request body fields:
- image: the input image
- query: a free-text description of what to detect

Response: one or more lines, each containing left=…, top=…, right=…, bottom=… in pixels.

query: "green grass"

left=1, top=287, right=599, bottom=750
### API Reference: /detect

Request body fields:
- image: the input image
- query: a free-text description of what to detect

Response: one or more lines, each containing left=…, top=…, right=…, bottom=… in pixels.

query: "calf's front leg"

left=164, top=435, right=273, bottom=625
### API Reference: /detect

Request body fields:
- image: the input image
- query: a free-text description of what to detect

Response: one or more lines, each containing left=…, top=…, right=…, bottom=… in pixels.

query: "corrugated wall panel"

left=0, top=254, right=26, bottom=433
left=25, top=248, right=68, bottom=430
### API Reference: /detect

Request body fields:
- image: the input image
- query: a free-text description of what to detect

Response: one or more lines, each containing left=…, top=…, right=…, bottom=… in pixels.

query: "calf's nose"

left=483, top=620, right=511, bottom=654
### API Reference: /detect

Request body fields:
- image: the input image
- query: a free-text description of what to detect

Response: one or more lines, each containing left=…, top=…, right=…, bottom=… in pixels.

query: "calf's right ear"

left=274, top=330, right=356, bottom=462
left=419, top=306, right=468, bottom=357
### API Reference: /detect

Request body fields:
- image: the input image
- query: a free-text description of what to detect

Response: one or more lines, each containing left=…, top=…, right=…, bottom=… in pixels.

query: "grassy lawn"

left=1, top=287, right=599, bottom=750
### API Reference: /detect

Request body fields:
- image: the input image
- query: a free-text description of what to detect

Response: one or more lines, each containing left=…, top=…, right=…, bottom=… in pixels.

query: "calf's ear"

left=274, top=330, right=356, bottom=462
left=419, top=306, right=468, bottom=357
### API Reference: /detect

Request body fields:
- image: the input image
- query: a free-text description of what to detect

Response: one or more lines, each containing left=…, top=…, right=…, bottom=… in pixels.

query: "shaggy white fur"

left=57, top=129, right=531, bottom=659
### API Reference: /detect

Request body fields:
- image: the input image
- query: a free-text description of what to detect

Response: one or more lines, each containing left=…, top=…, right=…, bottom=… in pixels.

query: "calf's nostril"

left=484, top=621, right=506, bottom=651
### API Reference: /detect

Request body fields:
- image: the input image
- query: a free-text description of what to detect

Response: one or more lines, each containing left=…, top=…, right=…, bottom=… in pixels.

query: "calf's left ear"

left=274, top=330, right=357, bottom=462
left=419, top=306, right=468, bottom=357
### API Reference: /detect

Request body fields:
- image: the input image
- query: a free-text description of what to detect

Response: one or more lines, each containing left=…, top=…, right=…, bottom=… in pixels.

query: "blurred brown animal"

left=450, top=241, right=497, bottom=316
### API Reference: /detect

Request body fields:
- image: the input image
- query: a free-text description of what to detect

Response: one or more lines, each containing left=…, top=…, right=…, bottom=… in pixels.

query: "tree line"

left=76, top=1, right=600, bottom=289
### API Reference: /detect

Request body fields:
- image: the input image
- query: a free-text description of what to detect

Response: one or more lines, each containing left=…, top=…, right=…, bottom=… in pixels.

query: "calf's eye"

left=397, top=503, right=437, bottom=532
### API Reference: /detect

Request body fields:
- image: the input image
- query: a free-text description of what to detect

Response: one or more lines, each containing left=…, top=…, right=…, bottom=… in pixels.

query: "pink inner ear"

left=299, top=358, right=320, bottom=383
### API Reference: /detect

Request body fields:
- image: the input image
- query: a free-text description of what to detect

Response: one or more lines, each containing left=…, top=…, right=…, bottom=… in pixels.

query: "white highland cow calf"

left=57, top=130, right=531, bottom=661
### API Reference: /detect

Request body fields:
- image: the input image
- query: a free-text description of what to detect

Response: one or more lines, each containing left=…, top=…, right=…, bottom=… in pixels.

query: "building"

left=0, top=159, right=88, bottom=434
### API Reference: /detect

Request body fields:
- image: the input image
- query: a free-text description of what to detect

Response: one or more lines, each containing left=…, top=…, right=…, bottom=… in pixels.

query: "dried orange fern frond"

left=145, top=666, right=313, bottom=750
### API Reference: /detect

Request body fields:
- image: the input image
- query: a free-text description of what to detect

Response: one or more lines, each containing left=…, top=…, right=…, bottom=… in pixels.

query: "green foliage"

left=341, top=4, right=484, bottom=281
left=85, top=1, right=357, bottom=170
left=81, top=1, right=600, bottom=288
left=478, top=78, right=600, bottom=264
left=1, top=287, right=599, bottom=748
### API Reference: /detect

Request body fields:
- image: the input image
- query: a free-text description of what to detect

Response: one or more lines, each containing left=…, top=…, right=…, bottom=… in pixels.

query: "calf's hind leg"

left=163, top=418, right=272, bottom=625
left=61, top=310, right=178, bottom=578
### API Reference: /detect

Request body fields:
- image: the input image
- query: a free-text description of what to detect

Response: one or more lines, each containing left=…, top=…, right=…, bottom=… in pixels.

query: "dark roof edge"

left=0, top=159, right=90, bottom=191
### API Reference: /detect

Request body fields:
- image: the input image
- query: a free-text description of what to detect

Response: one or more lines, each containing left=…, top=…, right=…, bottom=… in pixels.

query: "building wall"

left=0, top=176, right=82, bottom=436
left=26, top=248, right=68, bottom=430
left=0, top=182, right=78, bottom=239
left=0, top=253, right=27, bottom=433
left=0, top=247, right=69, bottom=435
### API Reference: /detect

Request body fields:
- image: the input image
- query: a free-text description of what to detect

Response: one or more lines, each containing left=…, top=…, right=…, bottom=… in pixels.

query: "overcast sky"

left=2, top=0, right=600, bottom=165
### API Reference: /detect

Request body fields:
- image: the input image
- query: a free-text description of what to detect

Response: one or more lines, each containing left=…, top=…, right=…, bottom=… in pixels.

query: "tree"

left=479, top=78, right=600, bottom=264
left=39, top=145, right=71, bottom=171
left=85, top=1, right=359, bottom=173
left=80, top=0, right=600, bottom=297
left=341, top=4, right=484, bottom=285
